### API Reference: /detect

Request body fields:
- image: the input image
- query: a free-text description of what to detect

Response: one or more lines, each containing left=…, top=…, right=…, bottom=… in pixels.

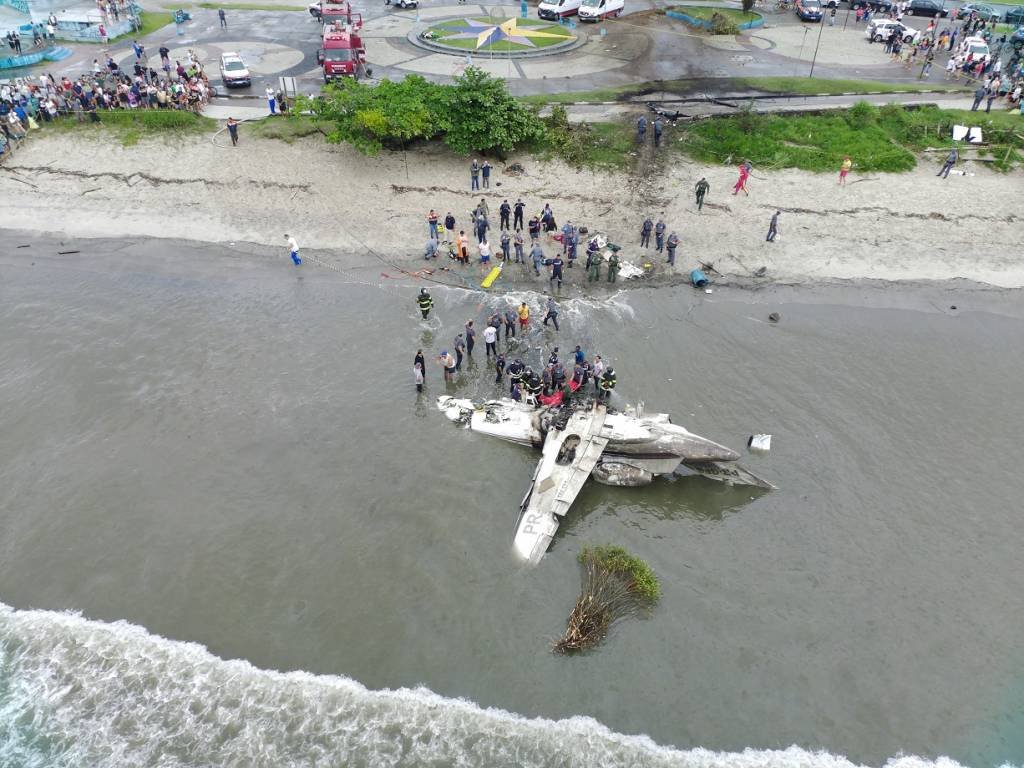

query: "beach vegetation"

left=300, top=67, right=542, bottom=155
left=554, top=545, right=660, bottom=653
left=45, top=109, right=214, bottom=147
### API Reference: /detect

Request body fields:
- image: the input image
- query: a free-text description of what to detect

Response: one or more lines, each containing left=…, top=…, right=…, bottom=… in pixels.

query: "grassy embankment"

left=43, top=110, right=215, bottom=147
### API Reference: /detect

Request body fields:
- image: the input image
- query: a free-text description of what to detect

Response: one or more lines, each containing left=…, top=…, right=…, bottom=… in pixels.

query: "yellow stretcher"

left=480, top=262, right=503, bottom=289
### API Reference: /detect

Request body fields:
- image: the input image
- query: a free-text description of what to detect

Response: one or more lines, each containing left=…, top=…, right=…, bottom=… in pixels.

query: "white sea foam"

left=0, top=602, right=980, bottom=768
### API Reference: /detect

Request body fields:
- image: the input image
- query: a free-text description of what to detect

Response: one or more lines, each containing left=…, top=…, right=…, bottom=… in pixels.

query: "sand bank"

left=1, top=132, right=1021, bottom=288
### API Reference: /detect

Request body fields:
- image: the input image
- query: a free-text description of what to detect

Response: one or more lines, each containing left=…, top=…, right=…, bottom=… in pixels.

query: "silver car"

left=219, top=52, right=251, bottom=88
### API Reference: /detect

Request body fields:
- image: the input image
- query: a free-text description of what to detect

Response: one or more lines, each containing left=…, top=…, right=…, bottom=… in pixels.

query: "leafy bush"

left=847, top=100, right=879, bottom=128
left=709, top=11, right=740, bottom=34
left=302, top=67, right=541, bottom=155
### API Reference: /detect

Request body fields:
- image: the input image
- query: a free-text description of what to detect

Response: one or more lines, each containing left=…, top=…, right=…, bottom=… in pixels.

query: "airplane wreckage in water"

left=437, top=395, right=774, bottom=565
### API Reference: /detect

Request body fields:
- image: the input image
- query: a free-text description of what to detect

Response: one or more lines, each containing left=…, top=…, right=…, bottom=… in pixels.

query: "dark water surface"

left=1, top=238, right=1022, bottom=767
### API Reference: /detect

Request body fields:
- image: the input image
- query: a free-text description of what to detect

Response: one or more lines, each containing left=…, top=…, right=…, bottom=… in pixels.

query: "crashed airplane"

left=438, top=396, right=773, bottom=565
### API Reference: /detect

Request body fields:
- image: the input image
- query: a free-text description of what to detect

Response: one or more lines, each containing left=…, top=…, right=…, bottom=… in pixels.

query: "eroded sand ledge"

left=2, top=134, right=1021, bottom=288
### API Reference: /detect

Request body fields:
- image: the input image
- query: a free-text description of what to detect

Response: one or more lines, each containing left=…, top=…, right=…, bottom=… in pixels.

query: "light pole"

left=808, top=13, right=827, bottom=77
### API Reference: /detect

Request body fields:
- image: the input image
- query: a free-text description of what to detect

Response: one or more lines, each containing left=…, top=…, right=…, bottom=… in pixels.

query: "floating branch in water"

left=554, top=545, right=660, bottom=654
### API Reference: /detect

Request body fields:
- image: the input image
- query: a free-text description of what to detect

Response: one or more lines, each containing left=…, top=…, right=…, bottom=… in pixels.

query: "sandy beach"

left=2, top=131, right=1021, bottom=288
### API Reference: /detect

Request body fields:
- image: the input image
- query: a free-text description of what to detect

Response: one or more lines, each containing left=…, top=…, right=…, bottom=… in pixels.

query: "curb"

left=665, top=8, right=765, bottom=30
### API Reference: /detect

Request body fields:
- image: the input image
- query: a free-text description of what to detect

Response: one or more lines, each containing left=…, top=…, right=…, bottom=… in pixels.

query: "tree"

left=438, top=67, right=543, bottom=155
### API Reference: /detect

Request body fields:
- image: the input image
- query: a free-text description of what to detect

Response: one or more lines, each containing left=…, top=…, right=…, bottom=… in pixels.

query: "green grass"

left=675, top=102, right=1024, bottom=172
left=44, top=109, right=215, bottom=147
left=736, top=76, right=969, bottom=95
left=90, top=12, right=175, bottom=44
left=668, top=5, right=759, bottom=23
left=246, top=115, right=327, bottom=142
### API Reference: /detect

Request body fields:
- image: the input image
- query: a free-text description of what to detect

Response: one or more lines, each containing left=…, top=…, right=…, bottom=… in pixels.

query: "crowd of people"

left=0, top=44, right=212, bottom=159
left=862, top=4, right=1024, bottom=112
left=422, top=187, right=634, bottom=289
left=414, top=307, right=618, bottom=405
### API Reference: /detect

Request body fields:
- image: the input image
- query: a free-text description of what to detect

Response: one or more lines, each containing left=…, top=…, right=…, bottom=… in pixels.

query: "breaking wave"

left=0, top=602, right=970, bottom=768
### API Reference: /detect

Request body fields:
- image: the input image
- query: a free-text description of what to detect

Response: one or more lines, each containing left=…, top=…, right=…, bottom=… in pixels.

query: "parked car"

left=865, top=19, right=920, bottom=42
left=538, top=0, right=582, bottom=19
left=906, top=0, right=948, bottom=16
left=962, top=34, right=990, bottom=58
left=577, top=0, right=624, bottom=21
left=1003, top=5, right=1024, bottom=24
left=796, top=0, right=824, bottom=20
left=956, top=2, right=1000, bottom=21
left=219, top=52, right=251, bottom=88
left=850, top=0, right=893, bottom=12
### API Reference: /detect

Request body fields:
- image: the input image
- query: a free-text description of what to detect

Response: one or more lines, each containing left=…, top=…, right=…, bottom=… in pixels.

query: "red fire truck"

left=316, top=21, right=368, bottom=81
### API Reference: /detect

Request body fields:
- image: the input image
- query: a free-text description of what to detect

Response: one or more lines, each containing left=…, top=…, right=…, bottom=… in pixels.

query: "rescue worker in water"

left=598, top=366, right=616, bottom=402
left=417, top=288, right=434, bottom=320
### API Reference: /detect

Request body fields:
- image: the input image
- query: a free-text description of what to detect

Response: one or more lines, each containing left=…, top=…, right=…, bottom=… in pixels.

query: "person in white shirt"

left=266, top=86, right=276, bottom=115
left=483, top=324, right=497, bottom=359
left=284, top=234, right=301, bottom=265
left=478, top=239, right=491, bottom=264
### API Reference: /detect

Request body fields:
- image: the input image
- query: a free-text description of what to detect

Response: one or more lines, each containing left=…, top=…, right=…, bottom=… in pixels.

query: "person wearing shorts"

left=518, top=302, right=529, bottom=330
left=839, top=156, right=852, bottom=185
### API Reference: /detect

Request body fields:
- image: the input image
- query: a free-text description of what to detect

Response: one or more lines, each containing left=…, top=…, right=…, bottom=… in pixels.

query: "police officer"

left=552, top=361, right=566, bottom=390
left=547, top=254, right=564, bottom=291
left=636, top=115, right=647, bottom=143
left=495, top=353, right=506, bottom=384
left=500, top=230, right=511, bottom=262
left=507, top=358, right=525, bottom=394
left=513, top=198, right=526, bottom=230
left=640, top=217, right=653, bottom=248
left=653, top=117, right=663, bottom=147
left=499, top=199, right=511, bottom=230
left=504, top=308, right=517, bottom=339
left=598, top=366, right=616, bottom=402
left=587, top=254, right=602, bottom=282
left=541, top=365, right=553, bottom=396
left=417, top=288, right=433, bottom=319
left=654, top=219, right=666, bottom=253
left=666, top=231, right=679, bottom=266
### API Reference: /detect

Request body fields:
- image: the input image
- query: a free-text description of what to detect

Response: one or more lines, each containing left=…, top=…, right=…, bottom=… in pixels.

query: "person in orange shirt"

left=457, top=230, right=470, bottom=264
left=518, top=302, right=530, bottom=330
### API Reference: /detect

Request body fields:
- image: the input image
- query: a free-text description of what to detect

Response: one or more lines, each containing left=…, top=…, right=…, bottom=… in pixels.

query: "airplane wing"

left=512, top=404, right=609, bottom=565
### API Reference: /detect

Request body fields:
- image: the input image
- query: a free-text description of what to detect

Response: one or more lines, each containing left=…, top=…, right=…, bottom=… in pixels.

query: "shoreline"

left=4, top=229, right=1023, bottom=321
left=3, top=132, right=1022, bottom=289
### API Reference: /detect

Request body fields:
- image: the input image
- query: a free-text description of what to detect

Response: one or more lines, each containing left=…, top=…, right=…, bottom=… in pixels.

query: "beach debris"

left=768, top=312, right=780, bottom=323
left=505, top=162, right=526, bottom=176
left=748, top=434, right=772, bottom=453
left=554, top=545, right=660, bottom=654
left=690, top=269, right=709, bottom=288
left=754, top=266, right=768, bottom=277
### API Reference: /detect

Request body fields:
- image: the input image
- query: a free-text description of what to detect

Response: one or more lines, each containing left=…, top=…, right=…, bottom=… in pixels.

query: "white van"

left=538, top=0, right=582, bottom=19
left=578, top=0, right=624, bottom=22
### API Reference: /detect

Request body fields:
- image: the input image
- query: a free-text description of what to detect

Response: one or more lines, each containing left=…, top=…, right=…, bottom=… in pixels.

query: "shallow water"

left=1, top=239, right=1022, bottom=767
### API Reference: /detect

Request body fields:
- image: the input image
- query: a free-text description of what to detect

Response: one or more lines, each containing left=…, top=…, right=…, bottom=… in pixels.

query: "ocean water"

left=1, top=237, right=1022, bottom=767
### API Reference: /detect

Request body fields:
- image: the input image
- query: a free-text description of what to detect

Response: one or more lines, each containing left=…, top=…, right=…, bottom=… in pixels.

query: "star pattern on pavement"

left=443, top=17, right=569, bottom=49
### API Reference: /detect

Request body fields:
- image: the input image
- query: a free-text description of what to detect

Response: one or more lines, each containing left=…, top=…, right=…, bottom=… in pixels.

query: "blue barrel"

left=690, top=269, right=708, bottom=288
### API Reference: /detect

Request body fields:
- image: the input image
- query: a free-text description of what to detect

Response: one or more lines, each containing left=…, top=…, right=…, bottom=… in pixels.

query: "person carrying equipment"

left=417, top=288, right=434, bottom=319
left=598, top=366, right=616, bottom=402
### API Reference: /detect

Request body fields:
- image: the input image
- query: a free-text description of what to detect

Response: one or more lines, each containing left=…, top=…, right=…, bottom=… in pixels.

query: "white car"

left=538, top=0, right=582, bottom=19
left=219, top=52, right=251, bottom=88
left=865, top=19, right=919, bottom=42
left=578, top=0, right=624, bottom=21
left=961, top=35, right=990, bottom=60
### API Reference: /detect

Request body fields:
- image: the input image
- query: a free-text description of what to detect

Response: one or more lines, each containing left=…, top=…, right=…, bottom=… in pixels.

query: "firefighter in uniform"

left=417, top=288, right=434, bottom=320
left=507, top=358, right=525, bottom=395
left=598, top=366, right=616, bottom=403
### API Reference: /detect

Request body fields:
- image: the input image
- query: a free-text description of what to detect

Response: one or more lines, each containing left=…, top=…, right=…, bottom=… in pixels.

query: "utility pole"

left=808, top=14, right=826, bottom=78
